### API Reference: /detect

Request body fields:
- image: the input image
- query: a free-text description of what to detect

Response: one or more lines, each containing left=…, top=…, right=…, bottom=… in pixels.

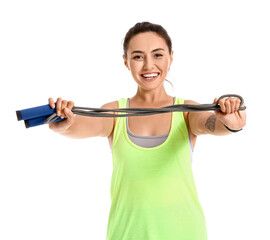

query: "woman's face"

left=124, top=32, right=173, bottom=91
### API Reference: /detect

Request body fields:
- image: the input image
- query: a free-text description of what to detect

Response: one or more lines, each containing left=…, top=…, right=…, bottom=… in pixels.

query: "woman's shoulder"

left=102, top=99, right=126, bottom=146
left=182, top=99, right=200, bottom=129
left=100, top=100, right=119, bottom=109
left=101, top=97, right=129, bottom=110
left=183, top=99, right=199, bottom=105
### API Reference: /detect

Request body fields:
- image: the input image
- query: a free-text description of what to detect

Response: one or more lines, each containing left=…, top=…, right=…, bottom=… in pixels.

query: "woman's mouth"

left=141, top=73, right=160, bottom=81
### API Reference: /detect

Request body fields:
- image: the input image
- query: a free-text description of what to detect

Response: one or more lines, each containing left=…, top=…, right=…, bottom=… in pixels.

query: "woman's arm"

left=187, top=97, right=246, bottom=136
left=48, top=98, right=118, bottom=139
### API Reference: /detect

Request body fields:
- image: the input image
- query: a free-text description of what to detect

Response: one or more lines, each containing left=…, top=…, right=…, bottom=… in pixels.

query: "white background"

left=1, top=0, right=269, bottom=239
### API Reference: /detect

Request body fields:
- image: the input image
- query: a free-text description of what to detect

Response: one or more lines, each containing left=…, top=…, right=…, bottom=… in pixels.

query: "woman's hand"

left=48, top=97, right=75, bottom=133
left=214, top=97, right=246, bottom=131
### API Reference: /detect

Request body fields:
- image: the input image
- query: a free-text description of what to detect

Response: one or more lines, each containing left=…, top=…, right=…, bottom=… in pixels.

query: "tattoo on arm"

left=205, top=114, right=216, bottom=132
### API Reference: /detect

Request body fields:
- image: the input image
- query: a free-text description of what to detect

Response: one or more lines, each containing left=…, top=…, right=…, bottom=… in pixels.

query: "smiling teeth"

left=142, top=73, right=158, bottom=78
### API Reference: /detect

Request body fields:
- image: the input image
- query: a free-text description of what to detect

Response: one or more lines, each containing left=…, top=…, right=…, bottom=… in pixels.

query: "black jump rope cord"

left=45, top=94, right=246, bottom=124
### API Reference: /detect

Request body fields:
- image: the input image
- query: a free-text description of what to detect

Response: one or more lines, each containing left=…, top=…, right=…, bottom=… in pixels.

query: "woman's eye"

left=154, top=54, right=163, bottom=58
left=133, top=55, right=143, bottom=60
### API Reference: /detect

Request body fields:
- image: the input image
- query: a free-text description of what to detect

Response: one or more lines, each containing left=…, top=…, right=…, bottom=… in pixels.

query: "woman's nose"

left=143, top=56, right=154, bottom=70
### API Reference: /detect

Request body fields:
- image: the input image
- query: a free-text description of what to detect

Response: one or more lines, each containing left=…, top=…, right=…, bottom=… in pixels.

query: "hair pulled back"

left=123, top=22, right=172, bottom=58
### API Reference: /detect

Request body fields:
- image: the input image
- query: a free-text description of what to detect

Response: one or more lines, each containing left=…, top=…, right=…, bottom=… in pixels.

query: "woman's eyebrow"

left=131, top=48, right=165, bottom=55
left=152, top=48, right=165, bottom=52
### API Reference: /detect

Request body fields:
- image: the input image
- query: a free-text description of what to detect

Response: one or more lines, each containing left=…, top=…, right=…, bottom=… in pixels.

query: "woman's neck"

left=131, top=85, right=172, bottom=106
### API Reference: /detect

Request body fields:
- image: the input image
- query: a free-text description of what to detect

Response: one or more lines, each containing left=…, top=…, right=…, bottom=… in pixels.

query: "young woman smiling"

left=48, top=22, right=246, bottom=240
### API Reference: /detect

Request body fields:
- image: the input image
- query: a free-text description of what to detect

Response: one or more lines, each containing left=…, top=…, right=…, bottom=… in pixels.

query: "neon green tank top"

left=106, top=97, right=207, bottom=240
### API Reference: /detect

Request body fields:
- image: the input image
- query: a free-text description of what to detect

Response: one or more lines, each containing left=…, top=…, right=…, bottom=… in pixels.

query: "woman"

left=48, top=22, right=246, bottom=240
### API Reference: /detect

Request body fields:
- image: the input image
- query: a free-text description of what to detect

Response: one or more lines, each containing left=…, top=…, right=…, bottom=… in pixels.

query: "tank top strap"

left=112, top=98, right=128, bottom=149
left=172, top=97, right=186, bottom=131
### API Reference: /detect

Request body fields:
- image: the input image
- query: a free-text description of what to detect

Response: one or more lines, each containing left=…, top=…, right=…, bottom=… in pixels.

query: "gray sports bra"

left=126, top=98, right=193, bottom=163
left=126, top=98, right=171, bottom=148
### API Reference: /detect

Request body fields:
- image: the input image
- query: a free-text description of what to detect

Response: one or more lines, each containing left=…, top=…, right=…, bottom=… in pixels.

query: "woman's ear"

left=169, top=50, right=174, bottom=67
left=123, top=55, right=130, bottom=70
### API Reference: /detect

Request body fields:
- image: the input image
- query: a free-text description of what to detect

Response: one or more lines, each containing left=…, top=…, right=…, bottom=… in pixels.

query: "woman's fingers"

left=64, top=108, right=74, bottom=124
left=56, top=98, right=62, bottom=116
left=218, top=97, right=242, bottom=114
left=61, top=100, right=67, bottom=119
left=224, top=98, right=231, bottom=114
left=218, top=98, right=226, bottom=113
left=67, top=101, right=74, bottom=111
left=48, top=98, right=55, bottom=109
left=235, top=98, right=241, bottom=112
left=48, top=98, right=75, bottom=132
left=49, top=97, right=75, bottom=119
left=61, top=101, right=74, bottom=119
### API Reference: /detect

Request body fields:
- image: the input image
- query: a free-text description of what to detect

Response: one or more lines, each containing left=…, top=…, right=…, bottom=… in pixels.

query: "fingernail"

left=65, top=108, right=70, bottom=114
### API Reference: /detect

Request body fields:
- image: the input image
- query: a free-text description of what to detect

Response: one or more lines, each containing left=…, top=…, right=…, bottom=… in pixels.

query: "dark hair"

left=123, top=22, right=172, bottom=58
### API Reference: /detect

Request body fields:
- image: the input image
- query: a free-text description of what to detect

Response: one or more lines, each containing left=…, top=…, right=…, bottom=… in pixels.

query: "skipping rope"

left=16, top=94, right=246, bottom=128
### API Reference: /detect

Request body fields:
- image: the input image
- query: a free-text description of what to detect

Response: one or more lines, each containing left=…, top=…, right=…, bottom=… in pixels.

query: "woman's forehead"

left=127, top=32, right=168, bottom=52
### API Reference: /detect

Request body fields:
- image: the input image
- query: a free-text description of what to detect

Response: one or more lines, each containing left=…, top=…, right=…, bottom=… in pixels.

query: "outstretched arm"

left=48, top=97, right=117, bottom=139
left=187, top=97, right=246, bottom=136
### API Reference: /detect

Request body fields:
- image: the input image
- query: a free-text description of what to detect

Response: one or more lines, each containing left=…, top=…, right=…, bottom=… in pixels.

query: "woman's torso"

left=106, top=96, right=207, bottom=240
